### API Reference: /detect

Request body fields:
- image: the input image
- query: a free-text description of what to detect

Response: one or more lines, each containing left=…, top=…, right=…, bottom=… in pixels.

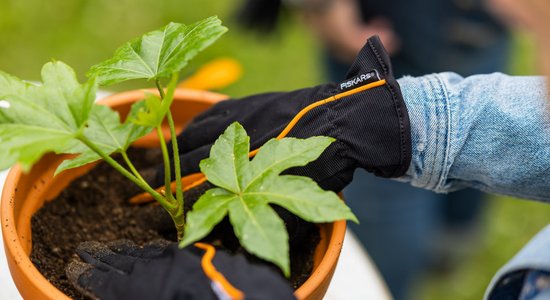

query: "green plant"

left=0, top=16, right=356, bottom=276
left=181, top=122, right=357, bottom=275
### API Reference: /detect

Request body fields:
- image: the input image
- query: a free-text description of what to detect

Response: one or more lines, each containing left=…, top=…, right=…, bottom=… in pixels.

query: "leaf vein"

left=237, top=197, right=272, bottom=246
left=153, top=26, right=169, bottom=74
left=128, top=45, right=155, bottom=77
left=245, top=150, right=315, bottom=190
left=161, top=22, right=201, bottom=66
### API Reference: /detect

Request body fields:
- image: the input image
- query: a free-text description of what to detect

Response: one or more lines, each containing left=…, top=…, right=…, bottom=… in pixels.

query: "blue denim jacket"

left=398, top=72, right=550, bottom=200
left=397, top=72, right=550, bottom=299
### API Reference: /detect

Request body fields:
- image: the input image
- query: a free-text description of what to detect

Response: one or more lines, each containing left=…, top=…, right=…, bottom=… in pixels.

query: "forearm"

left=398, top=72, right=550, bottom=201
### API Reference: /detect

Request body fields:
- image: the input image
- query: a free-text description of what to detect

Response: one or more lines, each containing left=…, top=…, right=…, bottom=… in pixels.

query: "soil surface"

left=30, top=148, right=319, bottom=299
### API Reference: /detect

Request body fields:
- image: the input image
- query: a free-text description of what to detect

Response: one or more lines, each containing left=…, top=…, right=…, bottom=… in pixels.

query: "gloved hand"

left=66, top=240, right=296, bottom=300
left=166, top=35, right=411, bottom=192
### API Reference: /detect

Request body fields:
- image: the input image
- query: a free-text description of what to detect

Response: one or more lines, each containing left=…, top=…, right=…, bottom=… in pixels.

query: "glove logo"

left=339, top=70, right=381, bottom=92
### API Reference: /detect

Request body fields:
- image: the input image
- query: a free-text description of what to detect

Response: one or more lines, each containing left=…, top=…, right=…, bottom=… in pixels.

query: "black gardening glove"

left=168, top=36, right=411, bottom=192
left=66, top=240, right=295, bottom=300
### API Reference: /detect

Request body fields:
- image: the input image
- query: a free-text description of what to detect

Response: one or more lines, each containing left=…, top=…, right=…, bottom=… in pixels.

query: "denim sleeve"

left=397, top=72, right=550, bottom=201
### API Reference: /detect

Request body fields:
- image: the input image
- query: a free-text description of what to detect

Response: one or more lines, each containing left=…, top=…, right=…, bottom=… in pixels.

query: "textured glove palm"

left=66, top=240, right=296, bottom=300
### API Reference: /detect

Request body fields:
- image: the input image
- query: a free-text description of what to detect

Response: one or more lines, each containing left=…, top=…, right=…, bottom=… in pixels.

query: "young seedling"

left=0, top=16, right=357, bottom=276
left=0, top=17, right=227, bottom=241
left=85, top=16, right=228, bottom=240
left=180, top=122, right=357, bottom=276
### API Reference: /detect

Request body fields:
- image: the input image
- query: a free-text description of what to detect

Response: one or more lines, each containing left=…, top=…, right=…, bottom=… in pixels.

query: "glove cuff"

left=280, top=36, right=412, bottom=189
left=332, top=35, right=411, bottom=178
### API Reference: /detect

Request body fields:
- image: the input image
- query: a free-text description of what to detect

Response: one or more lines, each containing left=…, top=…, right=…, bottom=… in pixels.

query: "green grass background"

left=0, top=1, right=548, bottom=299
left=0, top=0, right=322, bottom=95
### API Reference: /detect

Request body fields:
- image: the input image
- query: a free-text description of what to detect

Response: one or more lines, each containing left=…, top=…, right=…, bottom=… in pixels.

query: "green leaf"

left=180, top=188, right=235, bottom=248
left=228, top=197, right=289, bottom=277
left=199, top=122, right=249, bottom=193
left=0, top=125, right=75, bottom=171
left=0, top=61, right=96, bottom=171
left=42, top=62, right=97, bottom=127
left=133, top=93, right=163, bottom=127
left=249, top=174, right=358, bottom=223
left=183, top=122, right=357, bottom=276
left=56, top=100, right=152, bottom=174
left=242, top=136, right=335, bottom=190
left=133, top=73, right=178, bottom=127
left=87, top=17, right=227, bottom=86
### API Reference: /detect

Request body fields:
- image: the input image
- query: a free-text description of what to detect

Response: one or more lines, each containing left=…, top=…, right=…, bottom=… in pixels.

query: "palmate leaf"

left=228, top=197, right=289, bottom=275
left=181, top=122, right=357, bottom=276
left=55, top=101, right=152, bottom=174
left=0, top=62, right=96, bottom=171
left=180, top=188, right=235, bottom=245
left=87, top=16, right=227, bottom=86
left=198, top=121, right=249, bottom=193
left=0, top=60, right=153, bottom=173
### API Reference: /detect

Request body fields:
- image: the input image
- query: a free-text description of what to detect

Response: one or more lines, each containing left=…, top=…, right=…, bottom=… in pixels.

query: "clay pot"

left=1, top=89, right=346, bottom=300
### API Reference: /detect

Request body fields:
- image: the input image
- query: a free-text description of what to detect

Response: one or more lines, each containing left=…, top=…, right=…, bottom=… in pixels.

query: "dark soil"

left=30, top=148, right=320, bottom=299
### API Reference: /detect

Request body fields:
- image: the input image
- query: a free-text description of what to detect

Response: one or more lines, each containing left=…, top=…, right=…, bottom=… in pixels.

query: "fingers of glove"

left=280, top=141, right=355, bottom=192
left=112, top=245, right=217, bottom=300
left=178, top=90, right=308, bottom=155
left=76, top=241, right=148, bottom=274
left=66, top=259, right=126, bottom=300
left=106, top=239, right=171, bottom=259
left=316, top=167, right=356, bottom=192
left=213, top=251, right=296, bottom=300
left=177, top=98, right=248, bottom=154
left=175, top=122, right=288, bottom=178
left=345, top=35, right=394, bottom=79
left=174, top=84, right=337, bottom=176
left=68, top=244, right=217, bottom=300
left=65, top=260, right=96, bottom=299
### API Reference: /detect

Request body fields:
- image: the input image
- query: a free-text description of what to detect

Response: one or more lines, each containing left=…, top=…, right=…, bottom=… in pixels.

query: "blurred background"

left=0, top=0, right=549, bottom=299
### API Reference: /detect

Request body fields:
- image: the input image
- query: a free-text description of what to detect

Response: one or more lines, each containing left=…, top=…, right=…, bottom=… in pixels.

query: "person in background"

left=486, top=0, right=550, bottom=89
left=237, top=0, right=510, bottom=298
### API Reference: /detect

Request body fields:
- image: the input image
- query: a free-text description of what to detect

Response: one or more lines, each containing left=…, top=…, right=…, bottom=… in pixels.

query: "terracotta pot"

left=1, top=88, right=346, bottom=300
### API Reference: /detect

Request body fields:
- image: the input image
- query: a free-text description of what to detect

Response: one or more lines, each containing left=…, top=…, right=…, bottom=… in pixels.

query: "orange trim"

left=129, top=173, right=207, bottom=204
left=195, top=243, right=244, bottom=300
left=184, top=176, right=207, bottom=191
left=130, top=79, right=387, bottom=204
left=275, top=79, right=386, bottom=140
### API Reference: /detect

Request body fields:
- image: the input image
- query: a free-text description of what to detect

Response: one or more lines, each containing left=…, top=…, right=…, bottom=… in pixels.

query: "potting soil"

left=30, top=148, right=319, bottom=299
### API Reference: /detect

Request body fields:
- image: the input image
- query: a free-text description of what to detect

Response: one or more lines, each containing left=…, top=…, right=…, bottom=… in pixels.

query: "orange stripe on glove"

left=130, top=79, right=386, bottom=204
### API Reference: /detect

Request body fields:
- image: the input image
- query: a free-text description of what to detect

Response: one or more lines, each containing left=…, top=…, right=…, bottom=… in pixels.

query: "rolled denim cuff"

left=396, top=74, right=452, bottom=192
left=398, top=72, right=550, bottom=200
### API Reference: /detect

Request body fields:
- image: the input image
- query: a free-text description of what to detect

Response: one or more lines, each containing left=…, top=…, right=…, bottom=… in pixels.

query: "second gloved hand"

left=168, top=36, right=411, bottom=192
left=66, top=240, right=296, bottom=300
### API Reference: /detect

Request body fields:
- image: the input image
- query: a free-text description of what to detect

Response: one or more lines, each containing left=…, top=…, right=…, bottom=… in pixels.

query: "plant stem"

left=166, top=111, right=184, bottom=215
left=80, top=134, right=185, bottom=240
left=156, top=126, right=175, bottom=203
left=156, top=80, right=166, bottom=98
left=121, top=151, right=147, bottom=183
left=175, top=221, right=185, bottom=242
left=156, top=78, right=185, bottom=222
left=77, top=135, right=175, bottom=211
